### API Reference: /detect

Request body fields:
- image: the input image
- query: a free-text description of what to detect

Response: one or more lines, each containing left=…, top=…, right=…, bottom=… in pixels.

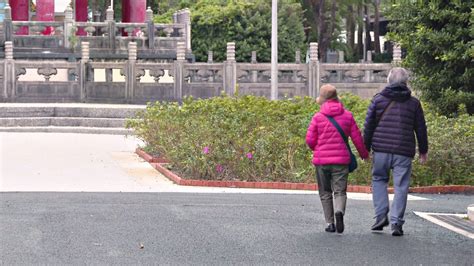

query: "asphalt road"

left=1, top=192, right=472, bottom=265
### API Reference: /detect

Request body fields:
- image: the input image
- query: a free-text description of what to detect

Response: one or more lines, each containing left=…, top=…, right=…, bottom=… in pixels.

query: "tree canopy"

left=155, top=0, right=307, bottom=63
left=386, top=0, right=473, bottom=115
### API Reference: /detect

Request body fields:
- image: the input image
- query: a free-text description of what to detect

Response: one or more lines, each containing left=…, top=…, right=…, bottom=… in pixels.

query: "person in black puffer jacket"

left=364, top=67, right=428, bottom=236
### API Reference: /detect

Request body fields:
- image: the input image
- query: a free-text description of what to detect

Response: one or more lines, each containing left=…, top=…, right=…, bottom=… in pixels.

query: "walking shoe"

left=325, top=223, right=336, bottom=233
left=335, top=211, right=344, bottom=233
left=371, top=214, right=389, bottom=231
left=391, top=224, right=404, bottom=236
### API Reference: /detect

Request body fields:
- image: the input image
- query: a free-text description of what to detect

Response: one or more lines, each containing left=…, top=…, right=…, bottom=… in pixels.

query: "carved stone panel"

left=37, top=67, right=58, bottom=82
left=16, top=68, right=26, bottom=81
left=344, top=69, right=364, bottom=82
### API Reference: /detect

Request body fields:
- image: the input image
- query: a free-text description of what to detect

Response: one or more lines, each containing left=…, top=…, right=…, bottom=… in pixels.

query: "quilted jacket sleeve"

left=363, top=98, right=377, bottom=152
left=306, top=114, right=319, bottom=151
left=414, top=101, right=429, bottom=155
left=350, top=115, right=369, bottom=159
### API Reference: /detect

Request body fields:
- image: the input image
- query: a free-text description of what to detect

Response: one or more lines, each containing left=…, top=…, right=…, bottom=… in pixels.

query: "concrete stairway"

left=0, top=103, right=146, bottom=135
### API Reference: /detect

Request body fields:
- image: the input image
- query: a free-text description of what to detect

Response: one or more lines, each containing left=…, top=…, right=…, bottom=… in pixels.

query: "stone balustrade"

left=0, top=6, right=190, bottom=60
left=0, top=41, right=397, bottom=104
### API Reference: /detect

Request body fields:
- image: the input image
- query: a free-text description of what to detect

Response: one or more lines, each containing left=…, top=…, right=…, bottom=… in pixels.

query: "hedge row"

left=127, top=94, right=473, bottom=186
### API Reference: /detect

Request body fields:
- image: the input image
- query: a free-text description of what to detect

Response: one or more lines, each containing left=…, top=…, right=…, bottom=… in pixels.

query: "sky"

left=31, top=0, right=71, bottom=13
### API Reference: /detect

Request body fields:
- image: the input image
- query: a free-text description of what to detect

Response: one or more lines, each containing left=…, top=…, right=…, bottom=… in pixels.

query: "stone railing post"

left=4, top=4, right=13, bottom=42
left=126, top=42, right=138, bottom=103
left=146, top=7, right=155, bottom=50
left=4, top=41, right=15, bottom=99
left=207, top=51, right=213, bottom=63
left=64, top=6, right=74, bottom=49
left=392, top=43, right=402, bottom=65
left=364, top=51, right=373, bottom=82
left=79, top=42, right=90, bottom=101
left=106, top=6, right=116, bottom=50
left=173, top=42, right=185, bottom=101
left=251, top=51, right=258, bottom=82
left=295, top=50, right=301, bottom=64
left=224, top=42, right=237, bottom=95
left=182, top=9, right=191, bottom=52
left=338, top=51, right=345, bottom=63
left=174, top=9, right=191, bottom=52
left=308, top=42, right=319, bottom=98
left=251, top=51, right=257, bottom=63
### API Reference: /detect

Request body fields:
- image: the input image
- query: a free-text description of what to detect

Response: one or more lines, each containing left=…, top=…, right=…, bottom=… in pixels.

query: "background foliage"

left=128, top=94, right=474, bottom=186
left=385, top=0, right=474, bottom=115
left=155, top=0, right=306, bottom=62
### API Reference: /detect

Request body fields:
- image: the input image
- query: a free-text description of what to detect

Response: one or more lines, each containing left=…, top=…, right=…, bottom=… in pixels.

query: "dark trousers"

left=316, top=165, right=349, bottom=224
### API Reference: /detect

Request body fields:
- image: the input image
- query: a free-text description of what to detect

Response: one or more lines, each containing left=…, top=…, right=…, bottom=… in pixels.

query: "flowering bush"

left=127, top=94, right=473, bottom=186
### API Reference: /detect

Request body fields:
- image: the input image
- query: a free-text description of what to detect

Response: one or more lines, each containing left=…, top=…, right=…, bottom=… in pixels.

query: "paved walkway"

left=1, top=192, right=473, bottom=265
left=1, top=132, right=472, bottom=265
left=0, top=132, right=426, bottom=199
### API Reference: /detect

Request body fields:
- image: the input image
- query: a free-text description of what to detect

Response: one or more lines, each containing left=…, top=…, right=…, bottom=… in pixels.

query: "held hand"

left=419, top=153, right=428, bottom=164
left=362, top=154, right=371, bottom=162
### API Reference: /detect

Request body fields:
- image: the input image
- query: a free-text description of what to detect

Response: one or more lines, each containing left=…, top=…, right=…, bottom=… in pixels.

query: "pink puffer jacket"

left=306, top=99, right=368, bottom=165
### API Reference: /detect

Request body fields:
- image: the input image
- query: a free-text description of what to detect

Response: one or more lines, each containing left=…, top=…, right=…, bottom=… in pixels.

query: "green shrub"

left=411, top=108, right=474, bottom=186
left=127, top=94, right=474, bottom=186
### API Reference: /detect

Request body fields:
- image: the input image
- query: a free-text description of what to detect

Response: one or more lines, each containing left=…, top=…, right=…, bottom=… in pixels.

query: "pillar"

left=174, top=42, right=185, bottom=101
left=271, top=0, right=278, bottom=100
left=127, top=42, right=138, bottom=102
left=75, top=0, right=88, bottom=36
left=4, top=41, right=15, bottom=99
left=80, top=42, right=90, bottom=101
left=9, top=0, right=29, bottom=35
left=392, top=43, right=402, bottom=65
left=36, top=0, right=55, bottom=35
left=122, top=0, right=146, bottom=36
left=308, top=43, right=319, bottom=98
left=224, top=42, right=237, bottom=96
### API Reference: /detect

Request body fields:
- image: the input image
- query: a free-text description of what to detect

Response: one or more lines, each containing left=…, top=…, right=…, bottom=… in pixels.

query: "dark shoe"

left=335, top=211, right=344, bottom=233
left=391, top=224, right=404, bottom=236
left=371, top=215, right=389, bottom=231
left=325, top=223, right=336, bottom=233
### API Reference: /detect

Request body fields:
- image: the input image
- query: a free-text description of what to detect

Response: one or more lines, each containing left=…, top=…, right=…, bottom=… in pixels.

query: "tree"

left=386, top=0, right=473, bottom=115
left=372, top=0, right=381, bottom=55
left=302, top=0, right=372, bottom=62
left=157, top=0, right=306, bottom=63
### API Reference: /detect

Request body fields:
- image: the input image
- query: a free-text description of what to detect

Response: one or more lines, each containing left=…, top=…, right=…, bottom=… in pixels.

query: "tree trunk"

left=328, top=0, right=337, bottom=41
left=373, top=0, right=381, bottom=54
left=346, top=4, right=355, bottom=53
left=356, top=4, right=363, bottom=60
left=317, top=0, right=327, bottom=62
left=364, top=3, right=372, bottom=56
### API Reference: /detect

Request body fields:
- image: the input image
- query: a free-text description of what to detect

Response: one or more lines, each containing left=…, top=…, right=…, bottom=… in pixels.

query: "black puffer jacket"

left=363, top=83, right=428, bottom=158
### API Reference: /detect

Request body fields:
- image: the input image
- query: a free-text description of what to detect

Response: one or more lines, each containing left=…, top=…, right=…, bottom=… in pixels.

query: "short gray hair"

left=387, top=67, right=409, bottom=85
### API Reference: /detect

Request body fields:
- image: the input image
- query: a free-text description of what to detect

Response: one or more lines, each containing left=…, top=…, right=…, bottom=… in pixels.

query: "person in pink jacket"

left=306, top=84, right=369, bottom=233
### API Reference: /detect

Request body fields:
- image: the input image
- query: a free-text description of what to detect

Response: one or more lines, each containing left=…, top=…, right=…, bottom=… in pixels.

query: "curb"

left=137, top=149, right=473, bottom=194
left=135, top=148, right=170, bottom=163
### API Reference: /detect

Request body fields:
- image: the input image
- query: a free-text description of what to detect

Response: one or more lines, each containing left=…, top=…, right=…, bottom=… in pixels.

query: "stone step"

left=0, top=117, right=127, bottom=128
left=0, top=103, right=146, bottom=118
left=0, top=126, right=132, bottom=135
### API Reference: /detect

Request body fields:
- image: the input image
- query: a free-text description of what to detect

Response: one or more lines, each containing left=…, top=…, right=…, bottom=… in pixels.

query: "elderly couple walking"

left=306, top=67, right=428, bottom=236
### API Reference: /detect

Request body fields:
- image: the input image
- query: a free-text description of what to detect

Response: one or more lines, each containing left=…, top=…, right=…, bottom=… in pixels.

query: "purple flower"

left=202, top=146, right=210, bottom=154
left=216, top=164, right=224, bottom=173
left=246, top=152, right=253, bottom=159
